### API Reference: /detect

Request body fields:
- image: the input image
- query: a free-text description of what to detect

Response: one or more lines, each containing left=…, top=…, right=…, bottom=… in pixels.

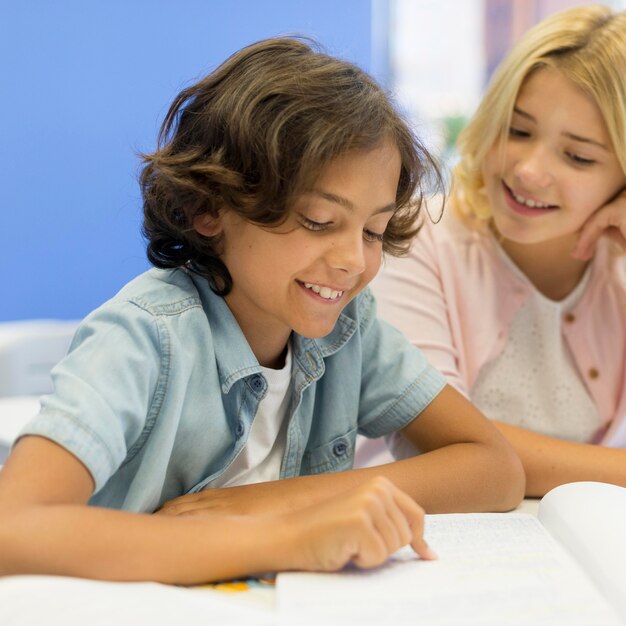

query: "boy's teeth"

left=303, top=283, right=343, bottom=300
left=512, top=190, right=550, bottom=209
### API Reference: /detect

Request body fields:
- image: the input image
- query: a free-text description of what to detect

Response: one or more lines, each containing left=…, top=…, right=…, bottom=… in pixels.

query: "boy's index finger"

left=412, top=536, right=438, bottom=561
left=387, top=485, right=437, bottom=560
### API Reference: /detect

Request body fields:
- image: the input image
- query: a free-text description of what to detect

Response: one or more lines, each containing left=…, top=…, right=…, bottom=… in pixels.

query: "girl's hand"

left=287, top=476, right=437, bottom=571
left=572, top=189, right=626, bottom=260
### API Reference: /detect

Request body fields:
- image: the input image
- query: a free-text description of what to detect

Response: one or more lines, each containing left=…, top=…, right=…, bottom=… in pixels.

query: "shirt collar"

left=189, top=271, right=359, bottom=392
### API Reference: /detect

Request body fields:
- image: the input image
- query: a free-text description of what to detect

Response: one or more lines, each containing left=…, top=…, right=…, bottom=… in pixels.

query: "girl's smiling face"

left=197, top=140, right=401, bottom=367
left=482, top=67, right=625, bottom=248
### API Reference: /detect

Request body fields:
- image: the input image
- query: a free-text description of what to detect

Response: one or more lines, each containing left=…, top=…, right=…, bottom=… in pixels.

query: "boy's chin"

left=298, top=326, right=337, bottom=340
left=296, top=318, right=342, bottom=340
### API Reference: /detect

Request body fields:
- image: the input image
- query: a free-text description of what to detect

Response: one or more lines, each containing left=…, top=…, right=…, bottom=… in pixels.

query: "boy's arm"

left=158, top=384, right=525, bottom=517
left=0, top=436, right=434, bottom=582
left=493, top=420, right=626, bottom=497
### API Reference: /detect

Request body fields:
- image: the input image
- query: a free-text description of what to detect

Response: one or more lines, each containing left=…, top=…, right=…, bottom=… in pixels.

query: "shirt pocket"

left=300, top=426, right=357, bottom=475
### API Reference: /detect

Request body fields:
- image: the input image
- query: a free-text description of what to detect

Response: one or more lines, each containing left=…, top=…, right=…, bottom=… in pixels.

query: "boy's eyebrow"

left=313, top=190, right=396, bottom=214
left=513, top=106, right=609, bottom=151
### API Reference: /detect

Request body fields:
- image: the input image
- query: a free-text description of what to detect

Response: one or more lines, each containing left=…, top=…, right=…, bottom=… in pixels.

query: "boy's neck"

left=260, top=344, right=289, bottom=370
left=223, top=294, right=291, bottom=369
left=242, top=323, right=290, bottom=370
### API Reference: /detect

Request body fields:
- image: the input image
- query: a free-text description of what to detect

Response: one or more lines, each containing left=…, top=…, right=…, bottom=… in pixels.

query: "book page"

left=0, top=575, right=273, bottom=626
left=277, top=513, right=621, bottom=625
left=538, top=481, right=626, bottom=622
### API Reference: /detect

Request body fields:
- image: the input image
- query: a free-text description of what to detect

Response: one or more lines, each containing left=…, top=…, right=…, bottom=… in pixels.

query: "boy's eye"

left=298, top=213, right=385, bottom=242
left=566, top=152, right=596, bottom=166
left=299, top=215, right=330, bottom=231
left=363, top=229, right=385, bottom=243
left=509, top=127, right=530, bottom=138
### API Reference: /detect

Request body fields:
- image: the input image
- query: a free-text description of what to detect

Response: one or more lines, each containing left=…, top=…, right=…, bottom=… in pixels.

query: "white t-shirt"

left=208, top=346, right=292, bottom=487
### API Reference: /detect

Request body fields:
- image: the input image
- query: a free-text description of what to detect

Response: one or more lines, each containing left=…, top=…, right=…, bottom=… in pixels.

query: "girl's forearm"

left=494, top=420, right=626, bottom=497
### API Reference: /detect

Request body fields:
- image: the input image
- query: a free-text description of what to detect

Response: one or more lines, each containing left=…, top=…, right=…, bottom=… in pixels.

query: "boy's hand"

left=572, top=189, right=626, bottom=260
left=287, top=476, right=437, bottom=571
left=157, top=476, right=436, bottom=571
left=156, top=482, right=280, bottom=517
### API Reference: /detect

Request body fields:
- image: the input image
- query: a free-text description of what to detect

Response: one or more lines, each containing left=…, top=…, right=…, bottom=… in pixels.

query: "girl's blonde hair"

left=452, top=4, right=626, bottom=221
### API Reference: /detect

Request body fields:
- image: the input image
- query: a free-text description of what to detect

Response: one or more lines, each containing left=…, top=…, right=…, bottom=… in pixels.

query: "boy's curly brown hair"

left=141, top=37, right=441, bottom=294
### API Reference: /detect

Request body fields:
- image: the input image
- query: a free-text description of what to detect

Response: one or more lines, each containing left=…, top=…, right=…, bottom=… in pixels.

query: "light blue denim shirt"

left=21, top=268, right=445, bottom=512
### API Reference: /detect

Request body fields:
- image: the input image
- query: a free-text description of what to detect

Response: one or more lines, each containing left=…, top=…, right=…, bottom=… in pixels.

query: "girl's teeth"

left=512, top=190, right=550, bottom=209
left=303, top=283, right=343, bottom=300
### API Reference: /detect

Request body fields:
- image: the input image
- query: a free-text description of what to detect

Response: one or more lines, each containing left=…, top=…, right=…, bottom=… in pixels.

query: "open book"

left=0, top=482, right=623, bottom=625
left=277, top=481, right=626, bottom=625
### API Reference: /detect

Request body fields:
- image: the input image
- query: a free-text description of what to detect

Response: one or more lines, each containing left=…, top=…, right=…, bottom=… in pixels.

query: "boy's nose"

left=327, top=232, right=366, bottom=276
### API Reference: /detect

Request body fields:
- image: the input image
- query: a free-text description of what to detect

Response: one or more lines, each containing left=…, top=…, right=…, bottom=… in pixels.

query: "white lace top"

left=471, top=245, right=602, bottom=443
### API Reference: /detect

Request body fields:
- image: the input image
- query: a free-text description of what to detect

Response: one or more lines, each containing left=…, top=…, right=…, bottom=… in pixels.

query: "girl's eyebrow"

left=513, top=106, right=609, bottom=151
left=512, top=106, right=535, bottom=122
left=563, top=131, right=609, bottom=151
left=312, top=189, right=396, bottom=215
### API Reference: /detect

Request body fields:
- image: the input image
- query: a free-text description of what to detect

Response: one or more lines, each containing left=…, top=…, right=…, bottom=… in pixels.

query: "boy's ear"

left=193, top=212, right=223, bottom=237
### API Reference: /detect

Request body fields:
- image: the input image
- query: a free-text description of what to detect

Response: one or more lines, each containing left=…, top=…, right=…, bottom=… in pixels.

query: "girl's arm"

left=493, top=421, right=626, bottom=497
left=370, top=213, right=626, bottom=497
left=369, top=212, right=626, bottom=498
left=158, top=384, right=525, bottom=518
left=0, top=436, right=434, bottom=582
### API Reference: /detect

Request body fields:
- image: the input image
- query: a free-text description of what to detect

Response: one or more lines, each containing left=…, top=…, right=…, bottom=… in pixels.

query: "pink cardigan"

left=372, top=208, right=626, bottom=447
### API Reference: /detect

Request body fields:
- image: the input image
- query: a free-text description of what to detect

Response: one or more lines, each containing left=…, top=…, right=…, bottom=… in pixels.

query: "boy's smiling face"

left=197, top=140, right=401, bottom=367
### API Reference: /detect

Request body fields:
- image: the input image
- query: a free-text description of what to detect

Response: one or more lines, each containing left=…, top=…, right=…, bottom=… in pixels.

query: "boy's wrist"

left=238, top=512, right=302, bottom=574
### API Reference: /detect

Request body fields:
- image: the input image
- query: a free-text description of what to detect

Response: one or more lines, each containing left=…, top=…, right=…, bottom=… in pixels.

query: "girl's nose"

left=513, top=146, right=554, bottom=189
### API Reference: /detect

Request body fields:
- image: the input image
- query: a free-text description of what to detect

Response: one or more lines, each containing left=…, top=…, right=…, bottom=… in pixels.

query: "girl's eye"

left=567, top=152, right=596, bottom=166
left=363, top=229, right=385, bottom=243
left=299, top=215, right=330, bottom=231
left=509, top=127, right=530, bottom=139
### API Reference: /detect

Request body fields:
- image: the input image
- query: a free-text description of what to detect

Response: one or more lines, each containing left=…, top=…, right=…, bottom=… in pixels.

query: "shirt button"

left=588, top=368, right=599, bottom=380
left=333, top=441, right=348, bottom=457
left=235, top=420, right=245, bottom=437
left=564, top=312, right=576, bottom=323
left=250, top=375, right=264, bottom=391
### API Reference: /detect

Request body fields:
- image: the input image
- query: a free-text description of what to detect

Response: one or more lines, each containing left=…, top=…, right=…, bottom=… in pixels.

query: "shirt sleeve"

left=17, top=300, right=164, bottom=492
left=356, top=288, right=446, bottom=438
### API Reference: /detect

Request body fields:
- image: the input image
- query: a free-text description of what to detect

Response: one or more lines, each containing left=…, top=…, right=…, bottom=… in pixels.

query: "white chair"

left=0, top=320, right=79, bottom=397
left=0, top=320, right=79, bottom=462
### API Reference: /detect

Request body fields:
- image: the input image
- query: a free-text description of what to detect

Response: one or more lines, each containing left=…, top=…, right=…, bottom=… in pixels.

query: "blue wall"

left=1, top=1, right=377, bottom=321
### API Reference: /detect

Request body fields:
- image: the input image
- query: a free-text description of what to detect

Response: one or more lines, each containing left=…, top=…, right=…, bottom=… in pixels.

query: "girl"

left=371, top=5, right=626, bottom=497
left=0, top=38, right=523, bottom=584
